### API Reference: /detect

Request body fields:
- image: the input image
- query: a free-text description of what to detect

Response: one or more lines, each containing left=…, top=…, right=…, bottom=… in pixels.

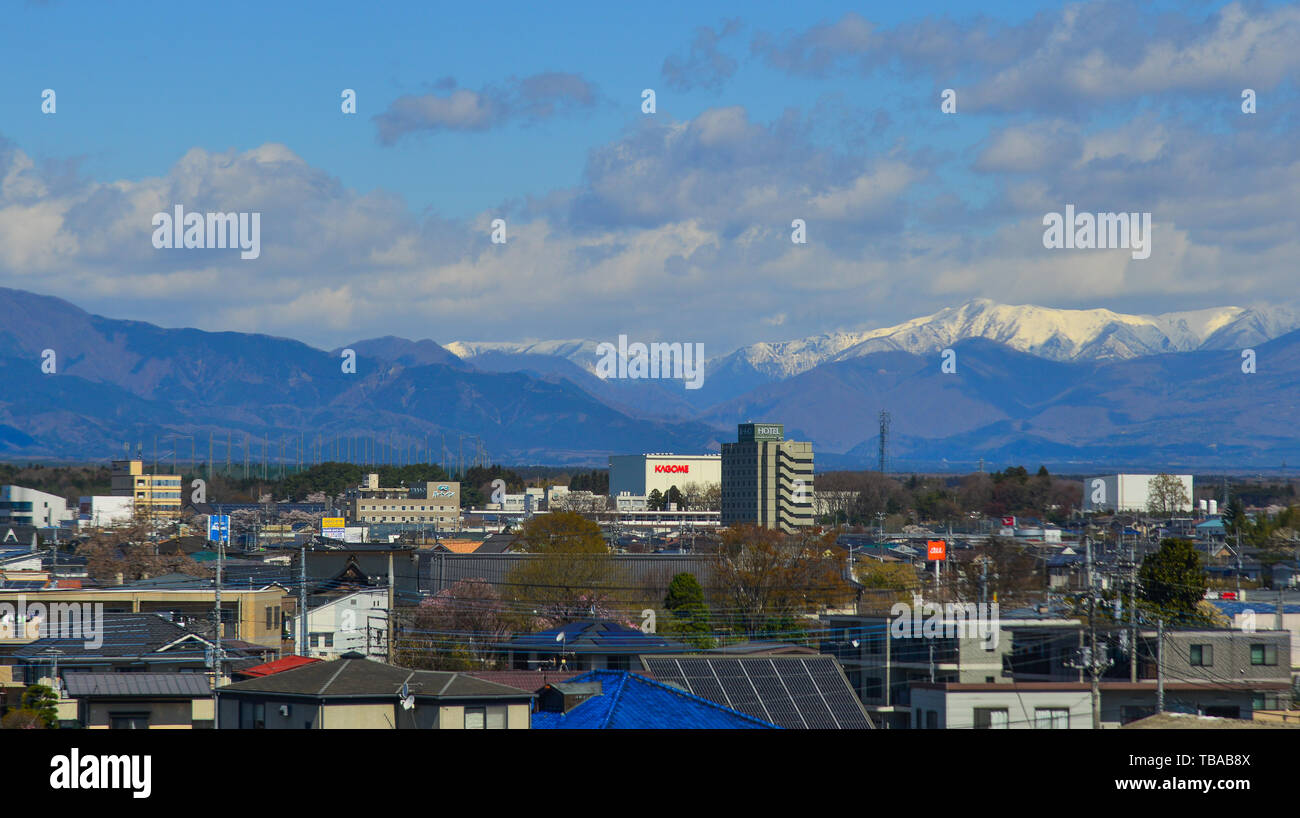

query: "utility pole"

left=1086, top=535, right=1101, bottom=729
left=387, top=552, right=395, bottom=664
left=1156, top=618, right=1165, bottom=713
left=1236, top=530, right=1243, bottom=600
left=213, top=534, right=225, bottom=727
left=298, top=540, right=308, bottom=657
left=1129, top=536, right=1138, bottom=683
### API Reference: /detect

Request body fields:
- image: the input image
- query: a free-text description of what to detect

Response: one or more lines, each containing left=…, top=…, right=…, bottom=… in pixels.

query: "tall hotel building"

left=720, top=422, right=814, bottom=532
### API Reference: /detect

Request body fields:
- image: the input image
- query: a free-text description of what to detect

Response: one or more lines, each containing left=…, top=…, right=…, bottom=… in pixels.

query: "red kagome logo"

left=654, top=465, right=689, bottom=473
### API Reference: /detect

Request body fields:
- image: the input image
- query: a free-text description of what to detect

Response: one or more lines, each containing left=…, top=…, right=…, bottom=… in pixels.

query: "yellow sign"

left=321, top=517, right=345, bottom=530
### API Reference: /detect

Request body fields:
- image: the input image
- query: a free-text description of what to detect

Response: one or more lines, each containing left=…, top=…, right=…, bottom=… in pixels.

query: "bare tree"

left=1147, top=474, right=1190, bottom=516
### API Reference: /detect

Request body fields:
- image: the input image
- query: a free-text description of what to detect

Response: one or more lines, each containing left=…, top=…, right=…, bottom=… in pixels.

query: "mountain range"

left=2, top=286, right=1298, bottom=471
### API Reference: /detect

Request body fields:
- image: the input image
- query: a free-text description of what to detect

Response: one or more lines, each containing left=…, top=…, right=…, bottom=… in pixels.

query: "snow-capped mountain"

left=446, top=300, right=1300, bottom=388
left=712, top=300, right=1300, bottom=379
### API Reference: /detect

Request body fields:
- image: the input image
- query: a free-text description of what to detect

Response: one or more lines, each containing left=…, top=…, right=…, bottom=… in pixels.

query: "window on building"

left=265, top=607, right=274, bottom=629
left=1190, top=644, right=1213, bottom=666
left=973, top=708, right=1009, bottom=729
left=110, top=712, right=150, bottom=729
left=324, top=634, right=334, bottom=648
left=1251, top=644, right=1278, bottom=666
left=486, top=707, right=506, bottom=729
left=1252, top=693, right=1279, bottom=711
left=465, top=707, right=486, bottom=729
left=864, top=677, right=883, bottom=699
left=1035, top=708, right=1069, bottom=729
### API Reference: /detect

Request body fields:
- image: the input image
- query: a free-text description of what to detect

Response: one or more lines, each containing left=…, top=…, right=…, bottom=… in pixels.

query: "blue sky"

left=1, top=0, right=1297, bottom=352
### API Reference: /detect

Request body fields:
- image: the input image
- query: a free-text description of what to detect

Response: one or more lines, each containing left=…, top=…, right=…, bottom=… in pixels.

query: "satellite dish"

left=401, top=695, right=415, bottom=711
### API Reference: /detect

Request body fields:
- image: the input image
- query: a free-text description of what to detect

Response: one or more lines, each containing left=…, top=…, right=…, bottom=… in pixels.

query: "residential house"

left=531, top=670, right=778, bottom=729
left=215, top=653, right=532, bottom=729
left=63, top=672, right=213, bottom=729
left=503, top=620, right=688, bottom=671
left=642, top=653, right=874, bottom=729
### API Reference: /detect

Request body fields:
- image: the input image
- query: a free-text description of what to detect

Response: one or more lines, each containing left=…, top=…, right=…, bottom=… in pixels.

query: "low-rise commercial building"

left=345, top=474, right=460, bottom=529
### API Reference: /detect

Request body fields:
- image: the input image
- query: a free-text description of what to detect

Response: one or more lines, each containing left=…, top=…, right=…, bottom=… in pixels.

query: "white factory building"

left=1081, top=474, right=1194, bottom=513
left=0, top=485, right=73, bottom=529
left=608, top=453, right=721, bottom=499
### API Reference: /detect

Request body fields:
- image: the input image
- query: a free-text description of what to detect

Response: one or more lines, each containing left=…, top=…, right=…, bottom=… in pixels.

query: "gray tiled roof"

left=64, top=673, right=212, bottom=698
left=12, top=612, right=211, bottom=659
left=217, top=656, right=533, bottom=701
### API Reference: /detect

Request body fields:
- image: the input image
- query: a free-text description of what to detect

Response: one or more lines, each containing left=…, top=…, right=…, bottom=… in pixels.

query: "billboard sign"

left=926, top=540, right=946, bottom=561
left=321, top=516, right=345, bottom=540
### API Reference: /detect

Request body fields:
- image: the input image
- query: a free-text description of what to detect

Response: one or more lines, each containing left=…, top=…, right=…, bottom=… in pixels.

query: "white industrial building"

left=0, top=486, right=73, bottom=529
left=1081, top=474, right=1193, bottom=513
left=608, top=453, right=721, bottom=499
left=74, top=495, right=136, bottom=529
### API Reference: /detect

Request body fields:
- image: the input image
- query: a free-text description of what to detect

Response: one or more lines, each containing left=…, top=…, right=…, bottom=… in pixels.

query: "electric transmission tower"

left=878, top=410, right=890, bottom=474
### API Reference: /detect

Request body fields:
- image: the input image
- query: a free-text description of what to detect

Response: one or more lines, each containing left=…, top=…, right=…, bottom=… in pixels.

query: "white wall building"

left=75, top=495, right=136, bottom=529
left=290, top=588, right=389, bottom=660
left=1081, top=474, right=1194, bottom=513
left=608, top=453, right=721, bottom=499
left=0, top=486, right=73, bottom=529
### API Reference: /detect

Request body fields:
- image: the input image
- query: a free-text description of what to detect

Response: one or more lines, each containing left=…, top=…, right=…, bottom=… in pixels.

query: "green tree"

left=1138, top=538, right=1208, bottom=623
left=507, top=512, right=626, bottom=627
left=662, top=573, right=714, bottom=648
left=647, top=489, right=664, bottom=511
left=6, top=684, right=59, bottom=729
left=665, top=485, right=684, bottom=510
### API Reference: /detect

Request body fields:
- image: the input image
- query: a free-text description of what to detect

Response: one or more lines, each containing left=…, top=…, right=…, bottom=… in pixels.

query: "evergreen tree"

left=1138, top=538, right=1208, bottom=623
left=662, top=573, right=714, bottom=649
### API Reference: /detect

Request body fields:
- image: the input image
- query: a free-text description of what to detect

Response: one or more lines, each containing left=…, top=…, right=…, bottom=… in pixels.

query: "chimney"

left=537, top=681, right=602, bottom=714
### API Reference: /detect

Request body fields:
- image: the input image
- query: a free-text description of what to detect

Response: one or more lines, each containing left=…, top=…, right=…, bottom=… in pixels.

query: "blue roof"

left=506, top=620, right=687, bottom=654
left=1211, top=601, right=1300, bottom=615
left=531, top=671, right=778, bottom=729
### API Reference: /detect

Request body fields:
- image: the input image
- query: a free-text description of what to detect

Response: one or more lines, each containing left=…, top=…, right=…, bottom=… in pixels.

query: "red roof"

left=234, top=655, right=322, bottom=679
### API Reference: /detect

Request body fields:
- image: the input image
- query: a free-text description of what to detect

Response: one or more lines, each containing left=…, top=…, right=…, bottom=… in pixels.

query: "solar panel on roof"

left=643, top=654, right=872, bottom=729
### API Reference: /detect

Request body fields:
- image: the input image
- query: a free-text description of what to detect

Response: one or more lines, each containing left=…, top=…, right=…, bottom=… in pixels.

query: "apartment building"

left=110, top=460, right=182, bottom=517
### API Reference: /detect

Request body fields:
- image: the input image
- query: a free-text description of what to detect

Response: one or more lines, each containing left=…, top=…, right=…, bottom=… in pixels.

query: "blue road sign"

left=207, top=514, right=230, bottom=544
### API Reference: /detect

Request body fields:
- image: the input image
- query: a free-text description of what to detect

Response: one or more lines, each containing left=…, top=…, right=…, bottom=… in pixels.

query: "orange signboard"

left=926, top=540, right=946, bottom=561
